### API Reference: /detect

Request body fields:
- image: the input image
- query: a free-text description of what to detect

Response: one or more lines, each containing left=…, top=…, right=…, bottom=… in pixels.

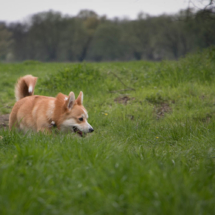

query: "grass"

left=0, top=47, right=215, bottom=214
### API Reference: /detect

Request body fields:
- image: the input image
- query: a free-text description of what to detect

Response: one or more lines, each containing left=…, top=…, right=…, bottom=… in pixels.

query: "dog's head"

left=58, top=91, right=94, bottom=136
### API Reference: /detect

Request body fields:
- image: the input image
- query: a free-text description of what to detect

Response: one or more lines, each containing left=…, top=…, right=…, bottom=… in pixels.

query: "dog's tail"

left=15, top=75, right=38, bottom=101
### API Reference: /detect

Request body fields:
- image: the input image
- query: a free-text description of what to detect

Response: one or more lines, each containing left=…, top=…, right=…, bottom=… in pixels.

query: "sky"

left=0, top=0, right=202, bottom=23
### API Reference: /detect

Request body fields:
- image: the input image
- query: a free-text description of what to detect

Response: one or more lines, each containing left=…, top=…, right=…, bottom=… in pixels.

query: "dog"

left=9, top=75, right=94, bottom=136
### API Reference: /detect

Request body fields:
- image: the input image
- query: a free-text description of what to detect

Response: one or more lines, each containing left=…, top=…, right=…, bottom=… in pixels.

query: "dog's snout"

left=89, top=127, right=94, bottom=133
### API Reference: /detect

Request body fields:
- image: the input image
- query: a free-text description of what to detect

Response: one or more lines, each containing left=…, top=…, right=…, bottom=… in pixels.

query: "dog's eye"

left=79, top=117, right=83, bottom=121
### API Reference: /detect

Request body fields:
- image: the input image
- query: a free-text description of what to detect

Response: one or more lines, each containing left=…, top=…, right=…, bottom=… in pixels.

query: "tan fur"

left=9, top=75, right=94, bottom=135
left=15, top=75, right=37, bottom=101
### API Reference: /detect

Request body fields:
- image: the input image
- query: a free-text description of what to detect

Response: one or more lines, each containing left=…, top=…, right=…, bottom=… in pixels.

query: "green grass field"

left=0, top=48, right=215, bottom=214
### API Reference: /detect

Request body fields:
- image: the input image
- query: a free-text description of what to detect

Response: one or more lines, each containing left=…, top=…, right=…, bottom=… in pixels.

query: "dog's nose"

left=89, top=127, right=94, bottom=133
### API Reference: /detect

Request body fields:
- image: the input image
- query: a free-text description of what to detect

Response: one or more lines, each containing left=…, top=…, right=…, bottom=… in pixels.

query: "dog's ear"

left=67, top=92, right=75, bottom=109
left=76, top=91, right=83, bottom=105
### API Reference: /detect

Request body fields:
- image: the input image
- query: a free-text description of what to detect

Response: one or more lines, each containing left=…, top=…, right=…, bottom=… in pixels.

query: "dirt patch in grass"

left=114, top=95, right=135, bottom=105
left=201, top=114, right=212, bottom=123
left=0, top=114, right=9, bottom=129
left=145, top=94, right=173, bottom=119
left=194, top=113, right=213, bottom=123
left=154, top=103, right=172, bottom=119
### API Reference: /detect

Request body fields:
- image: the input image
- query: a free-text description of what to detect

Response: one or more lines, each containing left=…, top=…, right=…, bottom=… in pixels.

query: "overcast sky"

left=0, top=0, right=202, bottom=23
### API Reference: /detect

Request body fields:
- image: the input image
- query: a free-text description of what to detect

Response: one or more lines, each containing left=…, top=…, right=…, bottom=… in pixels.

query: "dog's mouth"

left=73, top=126, right=83, bottom=137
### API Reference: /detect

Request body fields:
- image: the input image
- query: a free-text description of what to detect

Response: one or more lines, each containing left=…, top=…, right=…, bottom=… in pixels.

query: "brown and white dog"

left=9, top=75, right=94, bottom=136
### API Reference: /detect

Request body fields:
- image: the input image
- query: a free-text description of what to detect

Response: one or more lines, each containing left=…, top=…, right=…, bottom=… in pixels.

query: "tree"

left=76, top=10, right=100, bottom=61
left=88, top=21, right=123, bottom=61
left=0, top=23, right=13, bottom=61
left=27, top=11, right=64, bottom=61
left=9, top=22, right=29, bottom=61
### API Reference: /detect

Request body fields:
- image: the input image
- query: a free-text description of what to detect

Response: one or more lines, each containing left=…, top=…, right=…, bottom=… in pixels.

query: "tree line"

left=0, top=7, right=215, bottom=62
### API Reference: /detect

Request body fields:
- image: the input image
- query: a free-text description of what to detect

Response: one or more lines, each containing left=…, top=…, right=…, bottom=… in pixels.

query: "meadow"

left=0, top=47, right=215, bottom=215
